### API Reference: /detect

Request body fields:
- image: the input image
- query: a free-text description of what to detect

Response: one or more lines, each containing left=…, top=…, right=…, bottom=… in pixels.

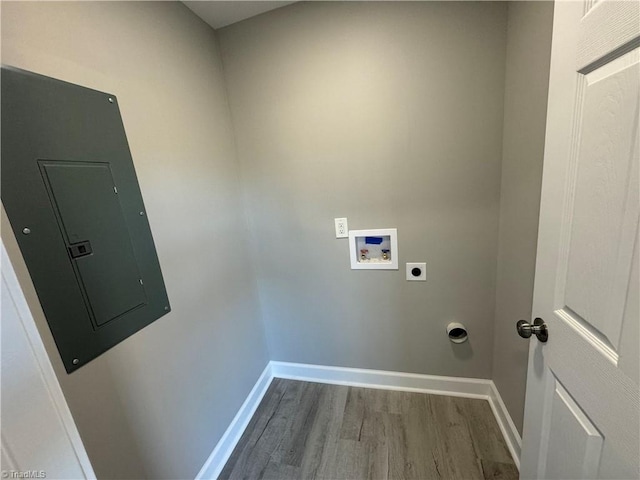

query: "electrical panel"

left=1, top=67, right=171, bottom=373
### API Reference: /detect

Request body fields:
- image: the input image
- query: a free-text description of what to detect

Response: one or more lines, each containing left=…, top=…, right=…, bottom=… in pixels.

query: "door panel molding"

left=578, top=0, right=640, bottom=72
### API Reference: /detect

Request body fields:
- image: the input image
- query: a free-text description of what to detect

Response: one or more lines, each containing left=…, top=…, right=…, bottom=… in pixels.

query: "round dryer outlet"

left=406, top=262, right=426, bottom=281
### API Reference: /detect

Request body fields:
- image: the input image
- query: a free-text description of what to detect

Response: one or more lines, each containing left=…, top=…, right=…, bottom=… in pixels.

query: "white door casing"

left=1, top=241, right=95, bottom=479
left=521, top=1, right=640, bottom=479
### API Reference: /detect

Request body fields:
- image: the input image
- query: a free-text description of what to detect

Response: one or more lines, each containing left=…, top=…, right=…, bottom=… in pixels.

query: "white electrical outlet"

left=334, top=218, right=348, bottom=238
left=406, top=262, right=426, bottom=281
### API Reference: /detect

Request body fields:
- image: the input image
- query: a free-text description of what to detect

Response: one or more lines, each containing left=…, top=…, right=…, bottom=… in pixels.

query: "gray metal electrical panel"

left=1, top=66, right=171, bottom=373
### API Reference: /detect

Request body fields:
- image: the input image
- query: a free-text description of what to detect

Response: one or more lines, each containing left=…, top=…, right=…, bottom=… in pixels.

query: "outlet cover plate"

left=406, top=262, right=426, bottom=281
left=334, top=217, right=348, bottom=238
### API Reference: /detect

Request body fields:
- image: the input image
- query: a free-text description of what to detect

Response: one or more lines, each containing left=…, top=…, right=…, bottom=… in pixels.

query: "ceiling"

left=183, top=1, right=296, bottom=29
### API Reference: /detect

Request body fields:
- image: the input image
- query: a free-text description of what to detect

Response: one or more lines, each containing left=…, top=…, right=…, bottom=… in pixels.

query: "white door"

left=1, top=241, right=95, bottom=479
left=520, top=0, right=640, bottom=479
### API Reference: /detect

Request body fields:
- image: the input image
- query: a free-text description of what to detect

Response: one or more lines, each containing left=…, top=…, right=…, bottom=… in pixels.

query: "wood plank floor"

left=219, top=378, right=519, bottom=480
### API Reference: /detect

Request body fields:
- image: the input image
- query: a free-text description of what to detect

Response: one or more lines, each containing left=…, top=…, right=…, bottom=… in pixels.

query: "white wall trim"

left=195, top=363, right=273, bottom=480
left=196, top=361, right=522, bottom=478
left=270, top=361, right=492, bottom=399
left=487, top=380, right=522, bottom=470
left=1, top=242, right=97, bottom=479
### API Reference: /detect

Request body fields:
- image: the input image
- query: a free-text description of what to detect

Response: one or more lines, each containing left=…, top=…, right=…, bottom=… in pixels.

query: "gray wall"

left=218, top=2, right=508, bottom=379
left=1, top=2, right=269, bottom=478
left=492, top=1, right=554, bottom=434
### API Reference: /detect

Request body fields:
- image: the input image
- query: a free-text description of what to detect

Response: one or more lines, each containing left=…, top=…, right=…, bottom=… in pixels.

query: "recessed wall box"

left=1, top=67, right=171, bottom=373
left=349, top=228, right=398, bottom=270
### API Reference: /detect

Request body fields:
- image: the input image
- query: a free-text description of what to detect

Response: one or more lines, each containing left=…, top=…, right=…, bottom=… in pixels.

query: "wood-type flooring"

left=220, top=378, right=519, bottom=480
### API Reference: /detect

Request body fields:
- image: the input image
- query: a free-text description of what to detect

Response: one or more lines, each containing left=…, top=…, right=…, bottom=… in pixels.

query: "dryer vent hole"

left=449, top=328, right=466, bottom=339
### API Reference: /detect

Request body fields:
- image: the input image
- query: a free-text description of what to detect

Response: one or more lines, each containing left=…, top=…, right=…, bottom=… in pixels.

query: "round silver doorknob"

left=516, top=318, right=548, bottom=342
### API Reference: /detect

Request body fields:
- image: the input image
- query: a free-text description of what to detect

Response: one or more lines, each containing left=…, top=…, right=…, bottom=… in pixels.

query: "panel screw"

left=164, top=306, right=169, bottom=311
left=139, top=211, right=145, bottom=216
left=22, top=227, right=31, bottom=235
left=72, top=358, right=79, bottom=365
left=108, top=97, right=114, bottom=103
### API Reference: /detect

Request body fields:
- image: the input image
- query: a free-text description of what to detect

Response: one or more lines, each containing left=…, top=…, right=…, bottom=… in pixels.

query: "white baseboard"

left=270, top=361, right=492, bottom=399
left=195, top=363, right=273, bottom=480
left=196, top=361, right=522, bottom=478
left=487, top=381, right=522, bottom=470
